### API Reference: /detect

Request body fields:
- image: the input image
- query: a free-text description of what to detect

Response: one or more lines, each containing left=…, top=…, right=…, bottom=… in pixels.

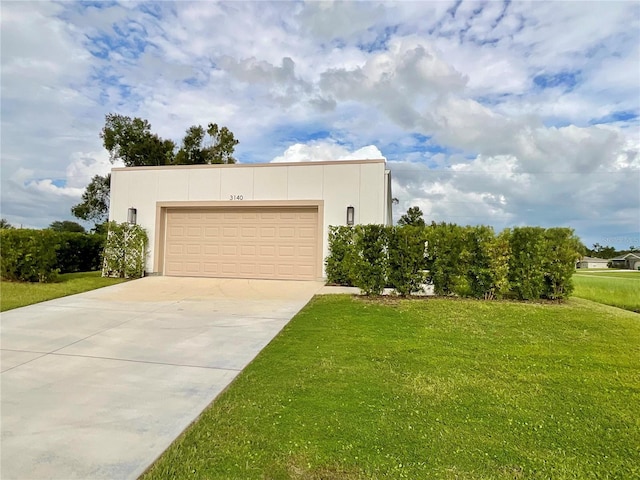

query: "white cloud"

left=271, top=141, right=384, bottom=163
left=0, top=0, right=637, bottom=249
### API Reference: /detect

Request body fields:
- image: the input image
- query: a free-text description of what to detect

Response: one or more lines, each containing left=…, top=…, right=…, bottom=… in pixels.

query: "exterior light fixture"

left=127, top=207, right=137, bottom=225
left=346, top=206, right=355, bottom=225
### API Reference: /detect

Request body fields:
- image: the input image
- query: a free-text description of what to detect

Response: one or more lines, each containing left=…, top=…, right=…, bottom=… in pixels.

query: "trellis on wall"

left=102, top=221, right=148, bottom=278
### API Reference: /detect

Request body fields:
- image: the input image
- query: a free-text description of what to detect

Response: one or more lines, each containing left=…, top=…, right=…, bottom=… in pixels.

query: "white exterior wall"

left=577, top=261, right=608, bottom=269
left=587, top=262, right=608, bottom=269
left=108, top=159, right=390, bottom=276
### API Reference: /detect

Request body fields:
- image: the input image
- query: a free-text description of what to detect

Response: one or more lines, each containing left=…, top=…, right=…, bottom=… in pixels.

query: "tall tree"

left=175, top=123, right=239, bottom=164
left=71, top=174, right=111, bottom=224
left=0, top=218, right=14, bottom=229
left=587, top=243, right=617, bottom=259
left=48, top=221, right=86, bottom=233
left=101, top=114, right=176, bottom=166
left=398, top=206, right=426, bottom=227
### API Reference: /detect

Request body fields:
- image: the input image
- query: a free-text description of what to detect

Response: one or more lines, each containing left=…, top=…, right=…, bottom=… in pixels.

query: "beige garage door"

left=164, top=207, right=319, bottom=280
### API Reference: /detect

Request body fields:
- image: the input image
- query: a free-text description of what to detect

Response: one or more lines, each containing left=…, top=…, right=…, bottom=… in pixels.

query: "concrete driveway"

left=1, top=276, right=324, bottom=480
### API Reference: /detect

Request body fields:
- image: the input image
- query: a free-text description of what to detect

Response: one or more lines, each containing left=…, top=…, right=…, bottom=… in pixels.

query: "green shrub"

left=324, top=222, right=581, bottom=301
left=508, top=227, right=547, bottom=300
left=350, top=224, right=389, bottom=295
left=1, top=230, right=106, bottom=282
left=424, top=223, right=469, bottom=296
left=0, top=229, right=59, bottom=282
left=325, top=226, right=355, bottom=286
left=542, top=227, right=583, bottom=299
left=102, top=222, right=148, bottom=278
left=388, top=225, right=428, bottom=296
left=56, top=233, right=106, bottom=273
left=486, top=229, right=511, bottom=299
left=465, top=225, right=497, bottom=298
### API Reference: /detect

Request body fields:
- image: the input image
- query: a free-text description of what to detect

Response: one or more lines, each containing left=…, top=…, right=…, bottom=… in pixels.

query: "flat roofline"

left=111, top=158, right=386, bottom=172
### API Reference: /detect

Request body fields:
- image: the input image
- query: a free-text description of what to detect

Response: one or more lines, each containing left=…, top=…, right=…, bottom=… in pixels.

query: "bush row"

left=0, top=229, right=105, bottom=282
left=326, top=224, right=583, bottom=300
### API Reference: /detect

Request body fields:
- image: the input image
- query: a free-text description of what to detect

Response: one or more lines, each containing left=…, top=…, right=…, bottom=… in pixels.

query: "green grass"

left=573, top=272, right=640, bottom=312
left=575, top=271, right=640, bottom=279
left=142, top=295, right=640, bottom=480
left=0, top=271, right=127, bottom=312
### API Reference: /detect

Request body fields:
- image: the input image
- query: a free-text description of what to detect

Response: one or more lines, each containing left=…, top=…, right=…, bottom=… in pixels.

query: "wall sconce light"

left=346, top=206, right=355, bottom=225
left=127, top=207, right=137, bottom=225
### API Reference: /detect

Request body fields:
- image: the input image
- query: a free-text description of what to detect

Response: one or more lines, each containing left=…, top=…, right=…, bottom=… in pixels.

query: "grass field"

left=575, top=270, right=640, bottom=279
left=573, top=271, right=640, bottom=312
left=142, top=295, right=640, bottom=480
left=0, top=271, right=127, bottom=312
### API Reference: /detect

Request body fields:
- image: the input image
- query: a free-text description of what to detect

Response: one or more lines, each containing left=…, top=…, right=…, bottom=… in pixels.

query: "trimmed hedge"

left=388, top=225, right=428, bottom=296
left=325, top=223, right=583, bottom=300
left=325, top=226, right=355, bottom=286
left=56, top=232, right=106, bottom=274
left=0, top=229, right=106, bottom=282
left=350, top=224, right=389, bottom=296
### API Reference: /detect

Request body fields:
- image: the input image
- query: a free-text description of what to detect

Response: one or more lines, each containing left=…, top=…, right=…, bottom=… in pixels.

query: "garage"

left=109, top=159, right=392, bottom=277
left=163, top=206, right=319, bottom=280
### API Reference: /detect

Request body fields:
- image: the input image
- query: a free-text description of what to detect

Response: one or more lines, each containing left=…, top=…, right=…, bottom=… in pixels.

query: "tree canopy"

left=398, top=206, right=426, bottom=227
left=175, top=123, right=239, bottom=165
left=101, top=114, right=176, bottom=167
left=48, top=220, right=86, bottom=233
left=71, top=174, right=111, bottom=224
left=73, top=114, right=239, bottom=225
left=0, top=218, right=14, bottom=229
left=100, top=114, right=239, bottom=167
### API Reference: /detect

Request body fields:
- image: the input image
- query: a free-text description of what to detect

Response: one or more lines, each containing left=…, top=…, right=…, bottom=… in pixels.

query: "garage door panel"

left=169, top=226, right=184, bottom=236
left=186, top=244, right=201, bottom=255
left=168, top=244, right=183, bottom=255
left=241, top=227, right=257, bottom=238
left=299, top=227, right=315, bottom=238
left=239, top=263, right=257, bottom=274
left=260, top=245, right=276, bottom=256
left=221, top=245, right=237, bottom=256
left=165, top=207, right=318, bottom=280
left=221, top=263, right=237, bottom=274
left=297, top=265, right=314, bottom=276
left=279, top=227, right=295, bottom=238
left=260, top=227, right=276, bottom=237
left=258, top=264, right=276, bottom=275
left=299, top=245, right=314, bottom=256
left=279, top=246, right=295, bottom=257
left=185, top=263, right=201, bottom=273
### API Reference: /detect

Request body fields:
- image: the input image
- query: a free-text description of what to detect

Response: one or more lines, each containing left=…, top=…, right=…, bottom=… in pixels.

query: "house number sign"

left=229, top=194, right=244, bottom=200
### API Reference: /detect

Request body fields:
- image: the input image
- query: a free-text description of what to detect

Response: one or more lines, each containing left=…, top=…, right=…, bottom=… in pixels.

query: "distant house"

left=608, top=252, right=640, bottom=270
left=576, top=256, right=610, bottom=269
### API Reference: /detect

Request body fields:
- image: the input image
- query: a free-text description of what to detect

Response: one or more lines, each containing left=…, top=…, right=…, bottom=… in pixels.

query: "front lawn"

left=0, top=271, right=127, bottom=312
left=142, top=295, right=640, bottom=480
left=575, top=270, right=640, bottom=279
left=573, top=272, right=640, bottom=312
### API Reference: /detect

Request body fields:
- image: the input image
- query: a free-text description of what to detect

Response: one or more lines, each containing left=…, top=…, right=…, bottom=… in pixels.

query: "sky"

left=1, top=0, right=639, bottom=250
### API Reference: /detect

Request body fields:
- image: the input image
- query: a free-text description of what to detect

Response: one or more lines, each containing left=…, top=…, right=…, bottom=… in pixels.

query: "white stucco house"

left=576, top=256, right=609, bottom=269
left=108, top=159, right=392, bottom=280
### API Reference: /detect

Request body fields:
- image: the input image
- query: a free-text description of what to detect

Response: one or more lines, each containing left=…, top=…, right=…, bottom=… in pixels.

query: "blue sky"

left=1, top=0, right=639, bottom=250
